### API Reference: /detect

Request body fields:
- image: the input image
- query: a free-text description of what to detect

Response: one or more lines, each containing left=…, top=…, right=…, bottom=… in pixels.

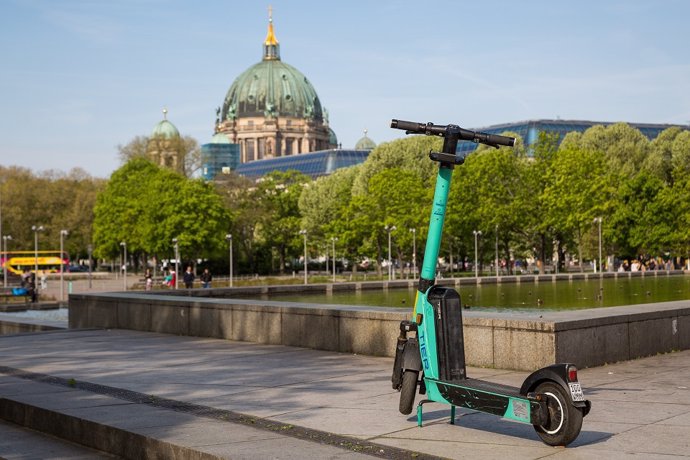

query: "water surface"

left=264, top=276, right=690, bottom=313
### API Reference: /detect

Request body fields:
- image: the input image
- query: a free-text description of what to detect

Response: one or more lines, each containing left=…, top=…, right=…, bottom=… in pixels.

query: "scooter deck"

left=449, top=378, right=522, bottom=398
left=423, top=377, right=539, bottom=425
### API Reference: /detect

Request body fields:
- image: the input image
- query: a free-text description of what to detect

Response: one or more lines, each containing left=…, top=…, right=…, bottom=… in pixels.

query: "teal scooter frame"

left=389, top=119, right=591, bottom=447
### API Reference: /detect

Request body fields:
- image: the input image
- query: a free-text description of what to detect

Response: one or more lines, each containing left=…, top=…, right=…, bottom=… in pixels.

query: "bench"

left=0, top=287, right=31, bottom=304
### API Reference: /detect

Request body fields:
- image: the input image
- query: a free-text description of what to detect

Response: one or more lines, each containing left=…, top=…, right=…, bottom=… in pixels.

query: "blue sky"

left=1, top=0, right=689, bottom=178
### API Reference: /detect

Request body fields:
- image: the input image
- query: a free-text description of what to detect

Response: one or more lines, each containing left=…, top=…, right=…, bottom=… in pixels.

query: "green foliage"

left=299, top=165, right=359, bottom=238
left=351, top=136, right=441, bottom=196
left=253, top=170, right=311, bottom=273
left=5, top=122, right=690, bottom=276
left=0, top=166, right=104, bottom=259
left=93, top=158, right=230, bottom=263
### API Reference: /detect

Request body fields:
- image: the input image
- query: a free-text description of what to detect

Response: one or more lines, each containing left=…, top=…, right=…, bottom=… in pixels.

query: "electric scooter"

left=389, top=119, right=591, bottom=447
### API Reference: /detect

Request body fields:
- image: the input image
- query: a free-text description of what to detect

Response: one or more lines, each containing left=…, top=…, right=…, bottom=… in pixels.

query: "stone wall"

left=68, top=290, right=690, bottom=371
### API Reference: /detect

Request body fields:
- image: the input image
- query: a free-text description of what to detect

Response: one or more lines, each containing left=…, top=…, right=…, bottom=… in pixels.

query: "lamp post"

left=473, top=230, right=482, bottom=278
left=87, top=244, right=93, bottom=289
left=385, top=225, right=396, bottom=281
left=60, top=230, right=68, bottom=301
left=225, top=234, right=233, bottom=287
left=299, top=230, right=308, bottom=284
left=31, top=225, right=44, bottom=276
left=495, top=224, right=499, bottom=277
left=3, top=235, right=11, bottom=288
left=409, top=228, right=416, bottom=278
left=594, top=217, right=603, bottom=273
left=120, top=241, right=127, bottom=291
left=172, top=238, right=179, bottom=289
left=331, top=237, right=338, bottom=283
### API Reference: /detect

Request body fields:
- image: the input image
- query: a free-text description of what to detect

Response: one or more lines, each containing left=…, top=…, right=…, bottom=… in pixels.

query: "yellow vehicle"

left=1, top=251, right=69, bottom=275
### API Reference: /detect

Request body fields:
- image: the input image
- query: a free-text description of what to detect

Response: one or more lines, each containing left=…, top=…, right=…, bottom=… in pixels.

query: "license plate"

left=568, top=382, right=585, bottom=401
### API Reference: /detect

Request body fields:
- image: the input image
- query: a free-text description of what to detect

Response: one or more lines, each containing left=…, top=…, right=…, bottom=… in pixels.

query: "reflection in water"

left=265, top=276, right=690, bottom=313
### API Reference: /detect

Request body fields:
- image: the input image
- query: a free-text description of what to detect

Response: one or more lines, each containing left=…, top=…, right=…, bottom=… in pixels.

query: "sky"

left=1, top=0, right=689, bottom=178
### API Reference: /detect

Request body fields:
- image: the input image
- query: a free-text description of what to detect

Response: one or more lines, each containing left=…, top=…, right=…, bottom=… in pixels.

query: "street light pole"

left=172, top=238, right=179, bottom=290
left=60, top=230, right=68, bottom=301
left=31, top=225, right=44, bottom=276
left=409, top=228, right=416, bottom=278
left=594, top=217, right=602, bottom=273
left=331, top=237, right=338, bottom=283
left=385, top=225, right=396, bottom=281
left=299, top=230, right=308, bottom=284
left=225, top=234, right=233, bottom=287
left=87, top=244, right=93, bottom=289
left=3, top=235, right=11, bottom=288
left=120, top=241, right=127, bottom=291
left=473, top=230, right=482, bottom=278
left=495, top=224, right=499, bottom=277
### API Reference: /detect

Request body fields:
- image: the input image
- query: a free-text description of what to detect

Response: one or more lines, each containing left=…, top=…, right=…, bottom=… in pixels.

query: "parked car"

left=68, top=265, right=90, bottom=273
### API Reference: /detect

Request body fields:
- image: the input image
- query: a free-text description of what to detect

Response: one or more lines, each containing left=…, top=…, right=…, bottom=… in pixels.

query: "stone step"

left=0, top=374, right=384, bottom=459
left=0, top=419, right=116, bottom=459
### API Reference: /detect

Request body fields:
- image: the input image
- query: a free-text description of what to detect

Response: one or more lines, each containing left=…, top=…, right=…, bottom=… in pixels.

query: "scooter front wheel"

left=398, top=370, right=419, bottom=415
left=533, top=381, right=583, bottom=446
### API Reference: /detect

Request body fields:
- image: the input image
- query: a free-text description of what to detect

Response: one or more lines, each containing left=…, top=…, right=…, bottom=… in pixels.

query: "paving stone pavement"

left=0, top=328, right=689, bottom=459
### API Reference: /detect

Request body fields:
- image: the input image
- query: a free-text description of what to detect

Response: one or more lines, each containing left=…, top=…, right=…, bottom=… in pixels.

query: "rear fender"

left=520, top=363, right=590, bottom=415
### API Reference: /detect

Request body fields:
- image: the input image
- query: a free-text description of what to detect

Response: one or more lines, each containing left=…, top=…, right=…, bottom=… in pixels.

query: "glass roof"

left=235, top=149, right=370, bottom=179
left=456, top=119, right=687, bottom=156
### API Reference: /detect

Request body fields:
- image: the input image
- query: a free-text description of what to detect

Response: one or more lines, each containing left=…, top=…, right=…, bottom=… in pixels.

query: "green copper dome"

left=221, top=17, right=323, bottom=122
left=210, top=132, right=231, bottom=144
left=151, top=109, right=180, bottom=138
left=355, top=129, right=376, bottom=150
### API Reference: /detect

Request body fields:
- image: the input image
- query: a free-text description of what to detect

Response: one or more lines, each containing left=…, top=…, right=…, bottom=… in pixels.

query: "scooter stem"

left=419, top=165, right=453, bottom=290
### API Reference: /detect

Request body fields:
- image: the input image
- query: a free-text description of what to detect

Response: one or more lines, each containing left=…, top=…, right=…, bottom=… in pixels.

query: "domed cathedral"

left=148, top=108, right=185, bottom=174
left=215, top=10, right=336, bottom=164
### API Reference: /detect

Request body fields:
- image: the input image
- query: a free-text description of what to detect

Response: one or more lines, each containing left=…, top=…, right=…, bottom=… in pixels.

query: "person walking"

left=200, top=268, right=212, bottom=288
left=183, top=265, right=195, bottom=289
left=145, top=269, right=153, bottom=291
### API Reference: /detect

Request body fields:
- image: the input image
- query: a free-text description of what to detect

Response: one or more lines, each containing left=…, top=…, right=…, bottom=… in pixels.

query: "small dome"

left=355, top=129, right=376, bottom=150
left=151, top=108, right=180, bottom=138
left=210, top=132, right=231, bottom=144
left=328, top=127, right=338, bottom=147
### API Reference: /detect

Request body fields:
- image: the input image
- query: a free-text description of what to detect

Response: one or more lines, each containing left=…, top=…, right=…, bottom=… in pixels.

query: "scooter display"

left=389, top=119, right=591, bottom=447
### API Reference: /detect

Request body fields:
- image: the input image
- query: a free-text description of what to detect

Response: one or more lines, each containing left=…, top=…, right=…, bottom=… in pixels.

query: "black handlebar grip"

left=391, top=119, right=425, bottom=133
left=484, top=133, right=516, bottom=147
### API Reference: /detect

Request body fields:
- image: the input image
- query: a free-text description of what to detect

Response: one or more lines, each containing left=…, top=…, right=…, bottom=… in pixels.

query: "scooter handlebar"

left=391, top=119, right=515, bottom=148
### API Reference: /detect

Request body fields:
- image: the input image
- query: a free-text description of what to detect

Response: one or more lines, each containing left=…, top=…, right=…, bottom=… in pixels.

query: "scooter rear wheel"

left=533, top=381, right=583, bottom=446
left=398, top=370, right=418, bottom=415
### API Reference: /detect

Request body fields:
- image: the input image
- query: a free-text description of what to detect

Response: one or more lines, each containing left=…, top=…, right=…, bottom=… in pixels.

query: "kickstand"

left=416, top=400, right=456, bottom=427
left=416, top=399, right=431, bottom=427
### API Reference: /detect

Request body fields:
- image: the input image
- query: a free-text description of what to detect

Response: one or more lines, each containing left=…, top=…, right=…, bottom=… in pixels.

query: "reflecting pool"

left=263, top=275, right=690, bottom=313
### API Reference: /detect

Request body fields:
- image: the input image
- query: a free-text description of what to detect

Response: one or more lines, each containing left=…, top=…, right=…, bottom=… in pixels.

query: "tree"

left=93, top=158, right=231, bottom=269
left=254, top=170, right=311, bottom=274
left=0, top=166, right=103, bottom=260
left=522, top=132, right=560, bottom=272
left=578, top=123, right=650, bottom=178
left=353, top=168, right=428, bottom=274
left=446, top=132, right=528, bottom=274
left=299, top=166, right=362, bottom=270
left=351, top=136, right=440, bottom=196
left=542, top=145, right=614, bottom=271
